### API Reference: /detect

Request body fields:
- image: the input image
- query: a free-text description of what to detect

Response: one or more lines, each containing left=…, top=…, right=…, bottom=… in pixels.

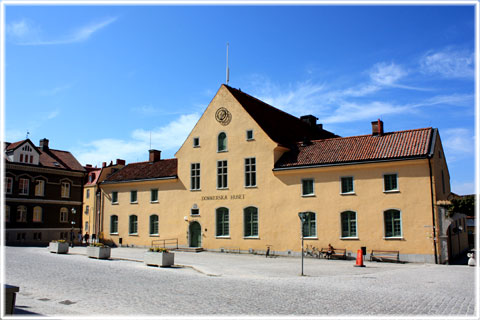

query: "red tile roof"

left=224, top=85, right=338, bottom=146
left=103, top=159, right=177, bottom=183
left=275, top=128, right=434, bottom=169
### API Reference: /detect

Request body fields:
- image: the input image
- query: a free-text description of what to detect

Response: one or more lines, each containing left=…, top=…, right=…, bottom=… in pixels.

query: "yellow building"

left=83, top=160, right=125, bottom=240
left=97, top=84, right=467, bottom=263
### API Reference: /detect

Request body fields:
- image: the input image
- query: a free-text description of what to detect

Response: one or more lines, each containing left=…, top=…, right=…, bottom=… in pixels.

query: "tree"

left=447, top=195, right=475, bottom=217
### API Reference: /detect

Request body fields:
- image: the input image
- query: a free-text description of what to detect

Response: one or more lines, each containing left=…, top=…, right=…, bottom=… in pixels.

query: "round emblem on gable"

left=215, top=107, right=232, bottom=126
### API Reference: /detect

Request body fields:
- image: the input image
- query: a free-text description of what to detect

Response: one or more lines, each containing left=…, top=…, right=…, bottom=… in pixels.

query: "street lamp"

left=70, top=208, right=76, bottom=248
left=298, top=212, right=308, bottom=276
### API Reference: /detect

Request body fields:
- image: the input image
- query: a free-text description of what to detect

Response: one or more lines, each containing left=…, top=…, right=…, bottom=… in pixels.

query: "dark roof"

left=103, top=159, right=177, bottom=183
left=223, top=85, right=338, bottom=146
left=5, top=139, right=85, bottom=172
left=275, top=128, right=434, bottom=169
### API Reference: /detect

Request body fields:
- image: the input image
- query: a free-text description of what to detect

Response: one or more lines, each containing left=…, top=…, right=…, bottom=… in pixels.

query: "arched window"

left=150, top=214, right=159, bottom=235
left=61, top=182, right=70, bottom=198
left=341, top=211, right=357, bottom=238
left=60, top=207, right=68, bottom=222
left=129, top=215, right=138, bottom=234
left=301, top=212, right=316, bottom=238
left=110, top=215, right=118, bottom=234
left=244, top=207, right=258, bottom=237
left=218, top=132, right=227, bottom=152
left=33, top=206, right=42, bottom=222
left=17, top=206, right=27, bottom=222
left=216, top=207, right=229, bottom=237
left=384, top=209, right=402, bottom=238
left=35, top=180, right=45, bottom=196
left=5, top=205, right=10, bottom=222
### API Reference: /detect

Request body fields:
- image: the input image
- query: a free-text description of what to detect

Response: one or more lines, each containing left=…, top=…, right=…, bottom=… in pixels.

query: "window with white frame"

left=384, top=209, right=402, bottom=238
left=301, top=212, right=316, bottom=238
left=341, top=176, right=354, bottom=194
left=216, top=207, right=229, bottom=237
left=33, top=206, right=42, bottom=222
left=17, top=206, right=27, bottom=222
left=384, top=174, right=398, bottom=192
left=35, top=180, right=45, bottom=196
left=61, top=182, right=70, bottom=198
left=217, top=160, right=228, bottom=189
left=151, top=189, right=158, bottom=202
left=110, top=215, right=118, bottom=234
left=130, top=190, right=137, bottom=203
left=60, top=207, right=68, bottom=223
left=112, top=191, right=118, bottom=204
left=246, top=130, right=254, bottom=140
left=150, top=214, right=159, bottom=235
left=19, top=178, right=29, bottom=195
left=245, top=158, right=256, bottom=187
left=193, top=137, right=200, bottom=148
left=218, top=132, right=227, bottom=152
left=191, top=163, right=200, bottom=190
left=5, top=177, right=13, bottom=194
left=244, top=206, right=258, bottom=237
left=302, top=179, right=314, bottom=196
left=341, top=211, right=357, bottom=238
left=129, top=215, right=138, bottom=234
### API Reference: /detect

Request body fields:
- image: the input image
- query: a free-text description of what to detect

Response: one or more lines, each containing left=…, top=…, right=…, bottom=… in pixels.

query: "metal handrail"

left=151, top=238, right=178, bottom=249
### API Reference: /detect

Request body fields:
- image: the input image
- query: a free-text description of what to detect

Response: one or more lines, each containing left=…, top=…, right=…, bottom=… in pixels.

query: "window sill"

left=150, top=201, right=159, bottom=204
left=217, top=150, right=228, bottom=153
left=383, top=237, right=403, bottom=240
left=217, top=188, right=229, bottom=190
left=190, top=189, right=202, bottom=192
left=340, top=237, right=359, bottom=240
left=302, top=194, right=315, bottom=198
left=243, top=236, right=259, bottom=239
left=130, top=202, right=138, bottom=205
left=216, top=236, right=230, bottom=239
left=246, top=138, right=255, bottom=141
left=303, top=237, right=318, bottom=240
left=245, top=186, right=257, bottom=189
left=384, top=190, right=400, bottom=194
left=110, top=233, right=119, bottom=236
left=191, top=215, right=200, bottom=217
left=112, top=203, right=119, bottom=205
left=340, top=192, right=356, bottom=196
left=128, top=233, right=138, bottom=236
left=149, top=234, right=159, bottom=237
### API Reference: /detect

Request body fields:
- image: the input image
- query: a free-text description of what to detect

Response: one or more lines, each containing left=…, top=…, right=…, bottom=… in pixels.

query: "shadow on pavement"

left=14, top=306, right=43, bottom=316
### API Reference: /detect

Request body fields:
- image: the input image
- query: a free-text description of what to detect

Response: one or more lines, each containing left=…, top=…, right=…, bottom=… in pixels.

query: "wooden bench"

left=320, top=247, right=347, bottom=260
left=370, top=250, right=400, bottom=263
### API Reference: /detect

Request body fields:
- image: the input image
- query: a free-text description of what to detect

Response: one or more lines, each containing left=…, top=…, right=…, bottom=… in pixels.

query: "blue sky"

left=4, top=3, right=476, bottom=195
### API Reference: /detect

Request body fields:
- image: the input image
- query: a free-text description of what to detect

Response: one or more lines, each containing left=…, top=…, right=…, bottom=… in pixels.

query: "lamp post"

left=298, top=212, right=308, bottom=276
left=70, top=208, right=76, bottom=248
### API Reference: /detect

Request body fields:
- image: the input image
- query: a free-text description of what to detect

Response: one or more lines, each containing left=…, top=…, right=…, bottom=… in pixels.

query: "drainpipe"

left=428, top=158, right=439, bottom=264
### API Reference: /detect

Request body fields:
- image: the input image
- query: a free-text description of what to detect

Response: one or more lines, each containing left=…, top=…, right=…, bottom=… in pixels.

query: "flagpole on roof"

left=226, top=42, right=230, bottom=85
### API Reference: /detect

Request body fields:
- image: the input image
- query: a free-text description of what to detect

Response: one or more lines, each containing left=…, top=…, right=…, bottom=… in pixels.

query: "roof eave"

left=100, top=175, right=178, bottom=185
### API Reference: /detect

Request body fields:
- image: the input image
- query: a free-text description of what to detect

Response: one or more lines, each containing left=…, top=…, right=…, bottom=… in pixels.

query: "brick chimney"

left=149, top=149, right=161, bottom=162
left=102, top=162, right=107, bottom=168
left=371, top=119, right=384, bottom=136
left=116, top=159, right=126, bottom=166
left=39, top=138, right=49, bottom=151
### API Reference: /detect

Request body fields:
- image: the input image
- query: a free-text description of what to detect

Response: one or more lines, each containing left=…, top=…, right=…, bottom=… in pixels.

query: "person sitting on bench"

left=326, top=244, right=335, bottom=259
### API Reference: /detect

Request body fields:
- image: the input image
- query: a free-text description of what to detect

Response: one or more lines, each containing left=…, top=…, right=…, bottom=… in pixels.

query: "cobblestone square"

left=4, top=246, right=477, bottom=317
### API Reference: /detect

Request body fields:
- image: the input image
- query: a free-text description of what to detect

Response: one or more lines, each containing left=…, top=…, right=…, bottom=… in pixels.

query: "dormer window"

left=218, top=132, right=227, bottom=152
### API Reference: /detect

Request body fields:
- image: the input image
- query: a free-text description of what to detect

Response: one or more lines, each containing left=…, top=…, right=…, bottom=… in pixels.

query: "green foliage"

left=52, top=240, right=66, bottom=243
left=448, top=195, right=475, bottom=217
left=89, top=243, right=108, bottom=248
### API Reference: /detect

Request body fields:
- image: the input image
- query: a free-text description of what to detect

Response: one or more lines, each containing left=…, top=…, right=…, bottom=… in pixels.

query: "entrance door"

left=189, top=221, right=201, bottom=247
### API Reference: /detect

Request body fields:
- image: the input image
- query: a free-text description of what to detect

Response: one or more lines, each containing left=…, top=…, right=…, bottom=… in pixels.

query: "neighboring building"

left=98, top=84, right=465, bottom=263
left=82, top=160, right=125, bottom=241
left=5, top=138, right=85, bottom=245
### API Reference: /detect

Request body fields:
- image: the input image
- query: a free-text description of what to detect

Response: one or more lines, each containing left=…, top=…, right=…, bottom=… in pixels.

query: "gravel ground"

left=4, top=246, right=477, bottom=318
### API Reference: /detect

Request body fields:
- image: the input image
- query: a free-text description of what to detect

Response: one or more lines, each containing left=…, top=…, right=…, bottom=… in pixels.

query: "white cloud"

left=442, top=128, right=474, bottom=156
left=46, top=109, right=60, bottom=120
left=73, top=113, right=200, bottom=166
left=39, top=84, right=72, bottom=96
left=420, top=48, right=474, bottom=79
left=7, top=17, right=117, bottom=46
left=369, top=62, right=408, bottom=86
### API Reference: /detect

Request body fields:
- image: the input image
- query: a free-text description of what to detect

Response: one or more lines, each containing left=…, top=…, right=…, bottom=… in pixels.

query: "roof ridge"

left=125, top=158, right=177, bottom=165
left=306, top=127, right=433, bottom=143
